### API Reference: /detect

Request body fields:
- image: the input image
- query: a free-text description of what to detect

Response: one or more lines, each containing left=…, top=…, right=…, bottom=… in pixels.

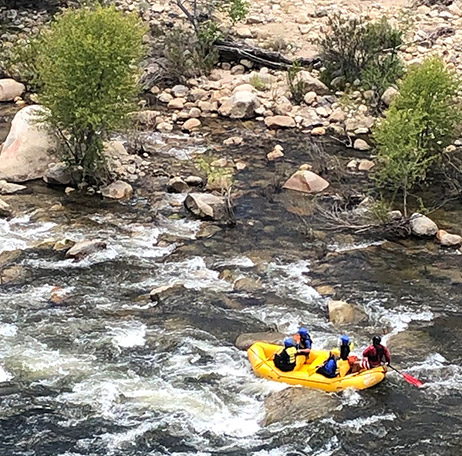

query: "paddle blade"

left=402, top=372, right=424, bottom=388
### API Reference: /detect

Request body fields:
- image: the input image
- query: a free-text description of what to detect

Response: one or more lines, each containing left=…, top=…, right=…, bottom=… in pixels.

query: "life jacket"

left=274, top=346, right=297, bottom=372
left=298, top=334, right=312, bottom=350
left=340, top=342, right=351, bottom=360
left=317, top=354, right=338, bottom=378
left=369, top=345, right=385, bottom=365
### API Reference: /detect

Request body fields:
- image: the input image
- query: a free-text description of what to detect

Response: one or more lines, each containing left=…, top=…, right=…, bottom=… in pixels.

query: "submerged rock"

left=65, top=240, right=107, bottom=260
left=283, top=170, right=329, bottom=194
left=410, top=213, right=438, bottom=237
left=235, top=332, right=284, bottom=351
left=0, top=105, right=56, bottom=182
left=264, top=387, right=339, bottom=426
left=327, top=300, right=367, bottom=326
left=387, top=330, right=433, bottom=361
left=184, top=193, right=231, bottom=222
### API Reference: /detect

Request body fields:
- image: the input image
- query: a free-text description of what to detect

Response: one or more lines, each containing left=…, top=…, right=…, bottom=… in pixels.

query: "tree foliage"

left=36, top=6, right=146, bottom=184
left=319, top=15, right=404, bottom=95
left=373, top=57, right=462, bottom=215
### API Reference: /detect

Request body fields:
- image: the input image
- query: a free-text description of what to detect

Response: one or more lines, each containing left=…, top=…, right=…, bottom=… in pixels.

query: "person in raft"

left=316, top=351, right=338, bottom=378
left=294, top=327, right=312, bottom=355
left=361, top=336, right=391, bottom=369
left=274, top=337, right=303, bottom=372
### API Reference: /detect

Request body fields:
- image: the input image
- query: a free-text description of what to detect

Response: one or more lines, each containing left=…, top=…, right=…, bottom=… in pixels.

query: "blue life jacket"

left=299, top=334, right=312, bottom=350
left=324, top=357, right=337, bottom=376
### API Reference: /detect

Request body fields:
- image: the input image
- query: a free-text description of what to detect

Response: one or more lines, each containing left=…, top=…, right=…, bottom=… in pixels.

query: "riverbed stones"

left=235, top=332, right=285, bottom=351
left=410, top=213, right=438, bottom=237
left=149, top=284, right=185, bottom=304
left=437, top=229, right=462, bottom=247
left=264, top=115, right=296, bottom=129
left=0, top=105, right=56, bottom=182
left=293, top=70, right=329, bottom=96
left=264, top=387, right=339, bottom=426
left=101, top=180, right=133, bottom=200
left=0, top=79, right=25, bottom=102
left=358, top=159, right=375, bottom=171
left=182, top=118, right=201, bottom=131
left=218, top=91, right=260, bottom=119
left=327, top=300, right=367, bottom=326
left=0, top=198, right=12, bottom=217
left=353, top=138, right=371, bottom=151
left=167, top=176, right=189, bottom=193
left=267, top=145, right=284, bottom=161
left=53, top=238, right=76, bottom=252
left=283, top=170, right=329, bottom=194
left=43, top=162, right=71, bottom=186
left=184, top=192, right=230, bottom=222
left=233, top=277, right=263, bottom=293
left=65, top=240, right=107, bottom=260
left=0, top=179, right=26, bottom=194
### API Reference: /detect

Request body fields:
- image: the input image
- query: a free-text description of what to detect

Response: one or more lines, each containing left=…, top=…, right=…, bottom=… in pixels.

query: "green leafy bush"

left=373, top=57, right=462, bottom=215
left=36, top=6, right=146, bottom=184
left=319, top=15, right=404, bottom=95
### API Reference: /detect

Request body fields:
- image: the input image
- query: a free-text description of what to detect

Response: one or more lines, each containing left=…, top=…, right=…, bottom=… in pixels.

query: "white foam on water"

left=322, top=413, right=396, bottom=435
left=0, top=323, right=17, bottom=337
left=215, top=256, right=255, bottom=268
left=107, top=321, right=146, bottom=349
left=0, top=364, right=12, bottom=382
left=340, top=388, right=363, bottom=407
left=328, top=240, right=385, bottom=253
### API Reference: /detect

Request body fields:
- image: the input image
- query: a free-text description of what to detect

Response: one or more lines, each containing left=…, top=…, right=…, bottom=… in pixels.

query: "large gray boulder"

left=264, top=387, right=339, bottom=426
left=0, top=105, right=56, bottom=182
left=0, top=79, right=25, bottom=102
left=43, top=162, right=72, bottom=186
left=410, top=213, right=438, bottom=237
left=218, top=91, right=260, bottom=119
left=235, top=332, right=284, bottom=351
left=65, top=240, right=107, bottom=260
left=184, top=192, right=231, bottom=222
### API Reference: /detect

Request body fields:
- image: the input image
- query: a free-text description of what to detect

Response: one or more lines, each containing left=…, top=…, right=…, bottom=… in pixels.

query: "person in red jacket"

left=361, top=336, right=391, bottom=369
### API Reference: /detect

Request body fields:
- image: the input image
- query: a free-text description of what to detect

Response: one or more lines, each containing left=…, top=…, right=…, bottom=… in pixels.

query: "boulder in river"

left=0, top=79, right=25, bottom=102
left=436, top=229, right=462, bottom=247
left=167, top=176, right=189, bottom=193
left=327, top=300, right=367, bottom=326
left=387, top=330, right=433, bottom=361
left=264, top=115, right=296, bottom=129
left=0, top=198, right=12, bottom=217
left=53, top=239, right=76, bottom=252
left=0, top=105, right=57, bottom=182
left=235, top=332, right=284, bottom=350
left=149, top=284, right=185, bottom=304
left=264, top=387, right=339, bottom=426
left=0, top=180, right=26, bottom=195
left=65, top=240, right=107, bottom=260
left=233, top=277, right=263, bottom=293
left=101, top=180, right=133, bottom=200
left=410, top=213, right=438, bottom=237
left=218, top=91, right=260, bottom=119
left=43, top=162, right=72, bottom=186
left=184, top=192, right=231, bottom=222
left=282, top=170, right=329, bottom=194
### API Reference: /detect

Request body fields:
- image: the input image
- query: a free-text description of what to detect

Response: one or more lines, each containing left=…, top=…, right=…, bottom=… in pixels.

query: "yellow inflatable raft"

left=248, top=342, right=386, bottom=392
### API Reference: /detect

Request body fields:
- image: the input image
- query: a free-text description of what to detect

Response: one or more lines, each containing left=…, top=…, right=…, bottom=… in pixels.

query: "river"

left=0, top=124, right=462, bottom=456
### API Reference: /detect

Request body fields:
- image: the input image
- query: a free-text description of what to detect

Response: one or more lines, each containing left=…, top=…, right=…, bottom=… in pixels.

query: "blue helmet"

left=284, top=337, right=295, bottom=348
left=298, top=327, right=309, bottom=337
left=341, top=335, right=350, bottom=344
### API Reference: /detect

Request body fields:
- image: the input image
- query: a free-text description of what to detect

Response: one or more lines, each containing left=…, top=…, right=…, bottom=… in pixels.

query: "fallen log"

left=215, top=39, right=321, bottom=70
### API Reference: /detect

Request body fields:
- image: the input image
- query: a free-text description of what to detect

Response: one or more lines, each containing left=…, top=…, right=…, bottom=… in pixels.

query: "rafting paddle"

left=388, top=364, right=424, bottom=388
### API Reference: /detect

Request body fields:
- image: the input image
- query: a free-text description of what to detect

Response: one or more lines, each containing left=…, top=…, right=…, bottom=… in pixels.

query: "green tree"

left=36, top=6, right=146, bottom=183
left=373, top=57, right=462, bottom=215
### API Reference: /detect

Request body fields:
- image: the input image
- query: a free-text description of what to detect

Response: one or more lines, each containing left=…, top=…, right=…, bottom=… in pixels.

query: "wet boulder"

left=0, top=180, right=26, bottom=195
left=387, top=330, right=433, bottom=361
left=184, top=193, right=231, bottom=222
left=53, top=239, right=76, bottom=252
left=282, top=170, right=329, bottom=194
left=0, top=198, right=12, bottom=217
left=0, top=79, right=25, bottom=102
left=0, top=105, right=57, bottom=182
left=218, top=91, right=260, bottom=119
left=49, top=286, right=71, bottom=306
left=264, top=387, right=339, bottom=426
left=149, top=284, right=185, bottom=304
left=410, top=213, right=438, bottom=237
left=101, top=180, right=133, bottom=200
left=43, top=162, right=72, bottom=186
left=0, top=265, right=26, bottom=284
left=436, top=229, right=462, bottom=247
left=167, top=176, right=189, bottom=193
left=327, top=300, right=367, bottom=326
left=235, top=332, right=284, bottom=350
left=233, top=277, right=264, bottom=293
left=65, top=240, right=107, bottom=260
